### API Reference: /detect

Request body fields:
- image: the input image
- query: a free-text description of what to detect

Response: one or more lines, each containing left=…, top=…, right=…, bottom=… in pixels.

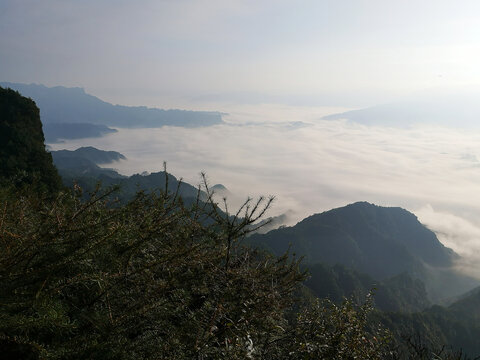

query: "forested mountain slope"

left=0, top=86, right=62, bottom=192
left=251, top=202, right=479, bottom=300
left=305, top=263, right=431, bottom=313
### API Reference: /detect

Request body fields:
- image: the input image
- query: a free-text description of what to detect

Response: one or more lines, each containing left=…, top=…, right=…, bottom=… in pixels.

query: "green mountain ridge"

left=250, top=201, right=479, bottom=301
left=50, top=147, right=203, bottom=203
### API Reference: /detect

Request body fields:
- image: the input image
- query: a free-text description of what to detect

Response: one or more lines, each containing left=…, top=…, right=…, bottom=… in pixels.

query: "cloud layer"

left=50, top=103, right=480, bottom=276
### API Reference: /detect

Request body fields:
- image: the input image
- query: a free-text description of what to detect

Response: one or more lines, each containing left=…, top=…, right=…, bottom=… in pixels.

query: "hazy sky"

left=3, top=0, right=480, bottom=107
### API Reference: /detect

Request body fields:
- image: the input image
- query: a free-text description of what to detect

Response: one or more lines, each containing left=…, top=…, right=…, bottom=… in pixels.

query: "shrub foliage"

left=0, top=181, right=397, bottom=359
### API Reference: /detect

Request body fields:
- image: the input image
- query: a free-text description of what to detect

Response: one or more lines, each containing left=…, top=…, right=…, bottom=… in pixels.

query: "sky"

left=5, top=1, right=480, bottom=277
left=3, top=0, right=480, bottom=107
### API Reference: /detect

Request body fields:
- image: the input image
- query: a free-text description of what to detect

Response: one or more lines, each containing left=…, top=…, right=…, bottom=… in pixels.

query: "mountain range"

left=50, top=146, right=202, bottom=203
left=51, top=144, right=480, bottom=304
left=323, top=88, right=480, bottom=128
left=0, top=82, right=224, bottom=142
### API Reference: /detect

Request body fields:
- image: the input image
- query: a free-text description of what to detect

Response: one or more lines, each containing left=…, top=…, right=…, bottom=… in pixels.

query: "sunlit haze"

left=4, top=1, right=480, bottom=278
left=3, top=1, right=480, bottom=107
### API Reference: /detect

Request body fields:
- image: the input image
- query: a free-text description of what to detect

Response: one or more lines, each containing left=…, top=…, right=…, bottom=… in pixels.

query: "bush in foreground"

left=0, top=182, right=396, bottom=359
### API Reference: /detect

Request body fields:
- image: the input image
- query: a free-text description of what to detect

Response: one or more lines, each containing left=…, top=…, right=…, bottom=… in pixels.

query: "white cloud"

left=49, top=103, right=480, bottom=233
left=416, top=205, right=480, bottom=279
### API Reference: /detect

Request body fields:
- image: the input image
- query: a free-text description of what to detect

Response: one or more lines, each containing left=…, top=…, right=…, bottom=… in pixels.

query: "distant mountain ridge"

left=1, top=82, right=224, bottom=142
left=52, top=146, right=126, bottom=164
left=43, top=123, right=117, bottom=143
left=322, top=90, right=480, bottom=128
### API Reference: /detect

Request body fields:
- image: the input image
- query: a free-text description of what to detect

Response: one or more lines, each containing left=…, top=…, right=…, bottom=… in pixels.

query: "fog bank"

left=49, top=103, right=480, bottom=278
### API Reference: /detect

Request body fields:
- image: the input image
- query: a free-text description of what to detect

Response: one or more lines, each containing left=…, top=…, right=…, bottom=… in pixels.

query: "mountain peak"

left=251, top=201, right=476, bottom=300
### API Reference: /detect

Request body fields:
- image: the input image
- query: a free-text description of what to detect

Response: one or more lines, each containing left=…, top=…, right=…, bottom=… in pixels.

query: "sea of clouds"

left=49, top=103, right=480, bottom=278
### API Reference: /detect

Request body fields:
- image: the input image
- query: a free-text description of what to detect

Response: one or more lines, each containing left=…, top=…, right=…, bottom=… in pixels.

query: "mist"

left=48, top=103, right=480, bottom=278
